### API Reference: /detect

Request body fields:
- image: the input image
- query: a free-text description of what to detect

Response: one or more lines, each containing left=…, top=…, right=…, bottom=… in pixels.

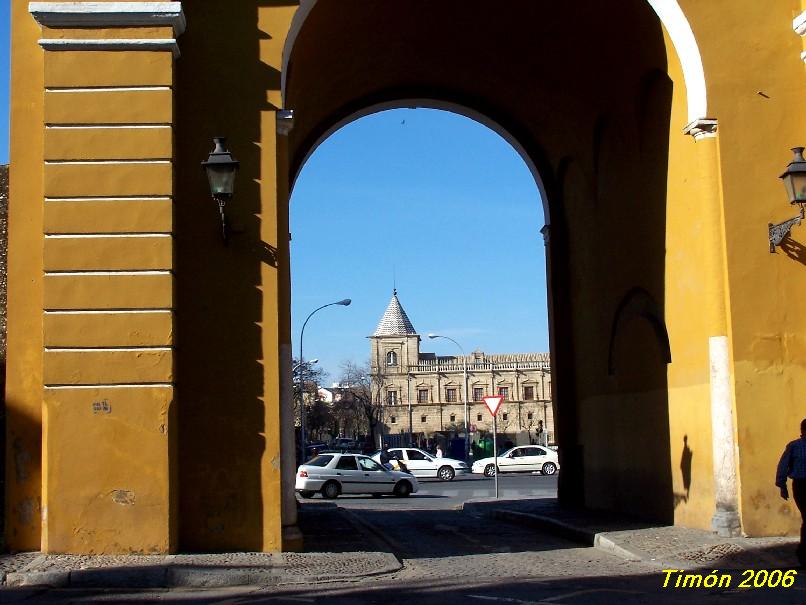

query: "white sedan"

left=471, top=445, right=559, bottom=477
left=373, top=447, right=469, bottom=481
left=296, top=452, right=419, bottom=499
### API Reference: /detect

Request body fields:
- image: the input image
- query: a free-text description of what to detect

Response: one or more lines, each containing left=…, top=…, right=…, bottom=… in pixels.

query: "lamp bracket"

left=769, top=206, right=805, bottom=253
left=214, top=196, right=228, bottom=245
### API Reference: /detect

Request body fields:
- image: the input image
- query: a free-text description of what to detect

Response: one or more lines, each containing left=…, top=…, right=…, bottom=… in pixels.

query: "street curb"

left=479, top=508, right=644, bottom=563
left=5, top=567, right=278, bottom=589
left=3, top=551, right=401, bottom=589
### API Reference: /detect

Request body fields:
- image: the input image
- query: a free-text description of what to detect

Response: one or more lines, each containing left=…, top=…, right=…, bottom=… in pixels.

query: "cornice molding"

left=38, top=37, right=179, bottom=58
left=683, top=117, right=718, bottom=140
left=29, top=2, right=186, bottom=36
left=794, top=11, right=806, bottom=37
left=276, top=109, right=295, bottom=136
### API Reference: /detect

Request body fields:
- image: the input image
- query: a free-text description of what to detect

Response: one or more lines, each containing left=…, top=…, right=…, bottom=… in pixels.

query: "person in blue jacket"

left=776, top=418, right=806, bottom=566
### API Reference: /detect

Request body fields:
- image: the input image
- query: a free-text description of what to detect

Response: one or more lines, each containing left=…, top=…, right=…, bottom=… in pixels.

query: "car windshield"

left=305, top=455, right=334, bottom=467
left=498, top=448, right=516, bottom=458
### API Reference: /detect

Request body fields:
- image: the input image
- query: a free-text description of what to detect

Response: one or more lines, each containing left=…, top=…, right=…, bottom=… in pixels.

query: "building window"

left=523, top=386, right=534, bottom=400
left=502, top=412, right=509, bottom=421
left=477, top=413, right=483, bottom=421
left=473, top=387, right=484, bottom=401
left=498, top=386, right=509, bottom=400
left=450, top=414, right=456, bottom=422
left=386, top=351, right=398, bottom=366
left=446, top=388, right=457, bottom=402
left=390, top=416, right=397, bottom=424
left=417, top=389, right=428, bottom=403
left=527, top=411, right=534, bottom=420
left=421, top=415, right=427, bottom=423
left=387, top=391, right=398, bottom=405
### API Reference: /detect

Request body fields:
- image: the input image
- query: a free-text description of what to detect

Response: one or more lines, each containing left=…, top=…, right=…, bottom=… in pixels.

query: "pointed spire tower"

left=373, top=289, right=417, bottom=337
left=369, top=289, right=421, bottom=377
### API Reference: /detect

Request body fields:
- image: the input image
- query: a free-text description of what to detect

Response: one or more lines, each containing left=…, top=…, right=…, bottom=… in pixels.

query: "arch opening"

left=282, top=0, right=698, bottom=528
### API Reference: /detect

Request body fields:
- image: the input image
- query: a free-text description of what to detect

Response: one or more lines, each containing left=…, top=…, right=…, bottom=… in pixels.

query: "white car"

left=471, top=445, right=559, bottom=477
left=296, top=452, right=419, bottom=499
left=373, top=447, right=469, bottom=481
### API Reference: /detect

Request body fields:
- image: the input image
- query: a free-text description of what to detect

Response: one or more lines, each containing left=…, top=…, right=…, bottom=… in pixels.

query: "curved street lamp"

left=293, top=358, right=318, bottom=372
left=298, top=299, right=351, bottom=461
left=428, top=333, right=470, bottom=461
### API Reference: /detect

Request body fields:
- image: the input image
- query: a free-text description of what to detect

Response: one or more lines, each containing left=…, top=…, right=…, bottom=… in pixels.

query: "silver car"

left=296, top=452, right=419, bottom=499
left=471, top=445, right=559, bottom=477
left=373, top=447, right=469, bottom=481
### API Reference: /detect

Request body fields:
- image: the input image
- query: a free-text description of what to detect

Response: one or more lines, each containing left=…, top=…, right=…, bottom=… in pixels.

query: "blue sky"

left=1, top=1, right=9, bottom=165
left=291, top=109, right=548, bottom=381
left=0, top=8, right=548, bottom=381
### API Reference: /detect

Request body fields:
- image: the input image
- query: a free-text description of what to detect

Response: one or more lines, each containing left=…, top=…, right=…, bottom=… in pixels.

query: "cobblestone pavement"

left=467, top=498, right=800, bottom=570
left=2, top=497, right=804, bottom=604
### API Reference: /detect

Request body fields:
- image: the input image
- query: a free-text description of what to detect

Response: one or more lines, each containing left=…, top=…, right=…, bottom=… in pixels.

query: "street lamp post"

left=293, top=359, right=318, bottom=445
left=298, top=299, right=351, bottom=462
left=428, top=333, right=469, bottom=461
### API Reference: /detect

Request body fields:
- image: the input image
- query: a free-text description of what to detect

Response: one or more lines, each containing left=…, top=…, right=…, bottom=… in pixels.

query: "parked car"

left=372, top=447, right=469, bottom=481
left=304, top=442, right=328, bottom=457
left=296, top=452, right=419, bottom=499
left=471, top=445, right=559, bottom=477
left=330, top=438, right=361, bottom=452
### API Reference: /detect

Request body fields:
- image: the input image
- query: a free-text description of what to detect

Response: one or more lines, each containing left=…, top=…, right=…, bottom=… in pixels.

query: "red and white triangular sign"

left=483, top=395, right=503, bottom=416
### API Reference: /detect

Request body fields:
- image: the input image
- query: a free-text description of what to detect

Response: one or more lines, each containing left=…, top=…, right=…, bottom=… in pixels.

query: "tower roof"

left=373, top=290, right=417, bottom=336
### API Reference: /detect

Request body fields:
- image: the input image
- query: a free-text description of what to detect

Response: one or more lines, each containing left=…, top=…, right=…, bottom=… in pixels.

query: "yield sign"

left=483, top=395, right=503, bottom=416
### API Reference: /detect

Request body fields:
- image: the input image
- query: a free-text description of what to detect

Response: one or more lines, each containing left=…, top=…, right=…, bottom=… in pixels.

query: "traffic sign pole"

left=482, top=395, right=504, bottom=500
left=493, top=414, right=499, bottom=499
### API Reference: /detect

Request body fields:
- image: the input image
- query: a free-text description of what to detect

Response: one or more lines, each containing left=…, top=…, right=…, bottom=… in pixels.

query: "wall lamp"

left=201, top=137, right=240, bottom=244
left=769, top=147, right=806, bottom=253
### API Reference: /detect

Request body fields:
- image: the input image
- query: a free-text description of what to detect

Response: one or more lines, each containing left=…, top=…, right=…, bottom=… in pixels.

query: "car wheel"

left=542, top=462, right=557, bottom=476
left=437, top=465, right=455, bottom=481
left=321, top=481, right=340, bottom=499
left=299, top=490, right=316, bottom=499
left=394, top=480, right=412, bottom=498
left=484, top=464, right=496, bottom=477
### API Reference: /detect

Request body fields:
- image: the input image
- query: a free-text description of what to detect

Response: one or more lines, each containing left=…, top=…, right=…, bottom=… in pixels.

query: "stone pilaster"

left=30, top=1, right=184, bottom=554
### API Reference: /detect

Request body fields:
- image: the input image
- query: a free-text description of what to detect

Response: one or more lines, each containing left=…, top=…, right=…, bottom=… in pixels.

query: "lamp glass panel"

left=787, top=172, right=806, bottom=203
left=205, top=164, right=238, bottom=197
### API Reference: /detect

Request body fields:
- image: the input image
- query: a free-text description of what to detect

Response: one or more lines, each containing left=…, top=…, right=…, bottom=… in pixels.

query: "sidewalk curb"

left=3, top=551, right=400, bottom=589
left=482, top=508, right=644, bottom=563
left=5, top=566, right=279, bottom=589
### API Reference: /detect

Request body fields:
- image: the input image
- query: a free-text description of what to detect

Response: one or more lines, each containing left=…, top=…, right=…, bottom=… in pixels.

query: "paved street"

left=5, top=474, right=804, bottom=604
left=329, top=473, right=559, bottom=510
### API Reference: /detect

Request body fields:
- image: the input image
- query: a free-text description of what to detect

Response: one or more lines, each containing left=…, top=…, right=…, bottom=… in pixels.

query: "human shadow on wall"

left=173, top=0, right=294, bottom=552
left=675, top=434, right=693, bottom=508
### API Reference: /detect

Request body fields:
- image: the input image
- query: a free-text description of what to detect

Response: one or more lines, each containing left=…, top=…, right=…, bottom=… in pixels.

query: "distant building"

left=369, top=291, right=553, bottom=450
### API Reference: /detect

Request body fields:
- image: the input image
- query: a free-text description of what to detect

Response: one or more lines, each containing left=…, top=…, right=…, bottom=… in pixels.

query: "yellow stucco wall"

left=7, top=0, right=45, bottom=551
left=170, top=1, right=297, bottom=552
left=679, top=0, right=806, bottom=536
left=9, top=0, right=180, bottom=553
left=42, top=387, right=173, bottom=553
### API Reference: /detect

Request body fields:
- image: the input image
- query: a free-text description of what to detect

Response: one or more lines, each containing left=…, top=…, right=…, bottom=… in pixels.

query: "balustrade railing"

left=410, top=357, right=550, bottom=373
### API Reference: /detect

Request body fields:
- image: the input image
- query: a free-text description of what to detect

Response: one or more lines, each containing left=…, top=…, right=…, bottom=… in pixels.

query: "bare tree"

left=337, top=360, right=383, bottom=445
left=521, top=406, right=537, bottom=444
left=292, top=358, right=329, bottom=439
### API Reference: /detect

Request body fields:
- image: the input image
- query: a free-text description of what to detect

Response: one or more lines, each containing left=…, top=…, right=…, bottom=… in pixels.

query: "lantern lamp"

left=769, top=147, right=806, bottom=253
left=201, top=137, right=240, bottom=243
